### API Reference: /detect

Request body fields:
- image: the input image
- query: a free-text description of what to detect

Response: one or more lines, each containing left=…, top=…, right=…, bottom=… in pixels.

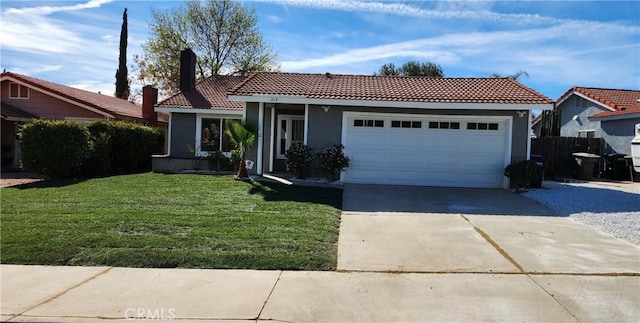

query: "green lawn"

left=0, top=173, right=343, bottom=270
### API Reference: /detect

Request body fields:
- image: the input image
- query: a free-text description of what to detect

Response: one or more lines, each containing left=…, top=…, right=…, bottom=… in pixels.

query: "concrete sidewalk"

left=2, top=264, right=639, bottom=322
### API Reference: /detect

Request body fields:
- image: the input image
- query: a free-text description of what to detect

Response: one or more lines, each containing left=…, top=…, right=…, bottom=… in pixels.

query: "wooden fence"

left=531, top=137, right=604, bottom=179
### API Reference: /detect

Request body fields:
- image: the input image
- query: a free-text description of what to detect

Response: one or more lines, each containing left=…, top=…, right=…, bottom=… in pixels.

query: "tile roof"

left=157, top=76, right=246, bottom=110
left=1, top=72, right=167, bottom=124
left=229, top=72, right=553, bottom=105
left=558, top=87, right=640, bottom=119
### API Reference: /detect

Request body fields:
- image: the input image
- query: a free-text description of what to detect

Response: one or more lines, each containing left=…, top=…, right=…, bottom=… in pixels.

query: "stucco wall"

left=600, top=118, right=640, bottom=155
left=559, top=95, right=639, bottom=155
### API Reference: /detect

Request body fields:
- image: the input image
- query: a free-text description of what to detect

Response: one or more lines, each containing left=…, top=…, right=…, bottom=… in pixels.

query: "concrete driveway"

left=342, top=184, right=555, bottom=215
left=338, top=184, right=640, bottom=274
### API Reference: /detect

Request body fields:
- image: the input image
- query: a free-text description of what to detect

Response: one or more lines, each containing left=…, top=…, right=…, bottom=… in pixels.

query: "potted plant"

left=284, top=142, right=314, bottom=179
left=318, top=144, right=350, bottom=182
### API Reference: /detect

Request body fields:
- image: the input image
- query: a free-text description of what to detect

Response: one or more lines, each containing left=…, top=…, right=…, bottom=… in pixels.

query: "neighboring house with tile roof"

left=556, top=87, right=640, bottom=156
left=1, top=71, right=168, bottom=168
left=156, top=49, right=554, bottom=188
left=531, top=113, right=543, bottom=138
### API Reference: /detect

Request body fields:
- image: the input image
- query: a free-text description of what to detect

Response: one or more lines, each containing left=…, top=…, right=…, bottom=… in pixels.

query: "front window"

left=197, top=117, right=236, bottom=156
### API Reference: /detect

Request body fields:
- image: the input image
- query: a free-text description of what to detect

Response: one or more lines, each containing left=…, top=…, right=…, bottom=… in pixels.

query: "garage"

left=342, top=112, right=512, bottom=188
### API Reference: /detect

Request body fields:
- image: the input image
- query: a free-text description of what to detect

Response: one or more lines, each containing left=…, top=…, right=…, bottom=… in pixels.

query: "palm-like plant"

left=225, top=120, right=256, bottom=179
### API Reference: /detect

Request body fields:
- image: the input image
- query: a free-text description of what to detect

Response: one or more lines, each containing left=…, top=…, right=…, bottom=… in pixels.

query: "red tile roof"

left=1, top=72, right=167, bottom=124
left=558, top=87, right=640, bottom=119
left=229, top=72, right=553, bottom=105
left=157, top=76, right=246, bottom=110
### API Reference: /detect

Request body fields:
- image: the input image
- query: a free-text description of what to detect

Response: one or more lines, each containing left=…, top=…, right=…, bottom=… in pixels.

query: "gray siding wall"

left=559, top=95, right=639, bottom=155
left=170, top=113, right=196, bottom=158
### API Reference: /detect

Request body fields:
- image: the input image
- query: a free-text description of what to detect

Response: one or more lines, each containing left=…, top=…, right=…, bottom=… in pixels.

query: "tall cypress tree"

left=115, top=8, right=129, bottom=99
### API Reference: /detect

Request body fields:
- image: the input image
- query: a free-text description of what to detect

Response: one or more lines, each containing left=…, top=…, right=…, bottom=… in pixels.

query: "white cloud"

left=266, top=14, right=282, bottom=23
left=5, top=0, right=113, bottom=15
left=9, top=65, right=63, bottom=75
left=69, top=80, right=115, bottom=96
left=273, top=0, right=637, bottom=30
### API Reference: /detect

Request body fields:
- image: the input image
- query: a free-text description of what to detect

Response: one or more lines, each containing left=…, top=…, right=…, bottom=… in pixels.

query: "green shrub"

left=84, top=121, right=116, bottom=175
left=19, top=119, right=164, bottom=178
left=20, top=119, right=91, bottom=177
left=504, top=160, right=544, bottom=189
left=108, top=121, right=163, bottom=172
left=285, top=142, right=314, bottom=179
left=318, top=144, right=350, bottom=182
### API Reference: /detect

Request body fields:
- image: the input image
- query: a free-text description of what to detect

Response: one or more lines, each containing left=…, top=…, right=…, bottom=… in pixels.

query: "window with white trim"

left=9, top=83, right=28, bottom=99
left=354, top=119, right=384, bottom=127
left=196, top=117, right=237, bottom=156
left=429, top=121, right=460, bottom=129
left=578, top=130, right=595, bottom=138
left=467, top=122, right=499, bottom=131
left=391, top=120, right=422, bottom=128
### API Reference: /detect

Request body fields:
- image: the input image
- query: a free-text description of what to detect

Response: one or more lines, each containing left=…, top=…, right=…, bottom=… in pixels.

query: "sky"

left=1, top=0, right=639, bottom=101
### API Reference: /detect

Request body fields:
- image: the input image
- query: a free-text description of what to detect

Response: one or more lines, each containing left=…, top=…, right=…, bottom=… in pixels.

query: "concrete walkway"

left=2, top=264, right=639, bottom=322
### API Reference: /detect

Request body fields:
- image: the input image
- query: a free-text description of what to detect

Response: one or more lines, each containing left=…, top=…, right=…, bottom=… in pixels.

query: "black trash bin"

left=604, top=153, right=627, bottom=180
left=573, top=152, right=600, bottom=180
left=530, top=154, right=548, bottom=183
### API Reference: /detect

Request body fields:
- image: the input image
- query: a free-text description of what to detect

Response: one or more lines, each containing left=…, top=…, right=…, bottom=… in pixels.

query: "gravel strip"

left=524, top=181, right=640, bottom=245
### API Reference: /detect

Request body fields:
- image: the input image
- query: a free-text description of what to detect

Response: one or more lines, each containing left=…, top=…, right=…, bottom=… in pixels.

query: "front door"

left=277, top=115, right=305, bottom=160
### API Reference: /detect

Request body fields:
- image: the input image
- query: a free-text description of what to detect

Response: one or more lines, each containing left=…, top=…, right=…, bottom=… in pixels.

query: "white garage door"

left=342, top=112, right=511, bottom=188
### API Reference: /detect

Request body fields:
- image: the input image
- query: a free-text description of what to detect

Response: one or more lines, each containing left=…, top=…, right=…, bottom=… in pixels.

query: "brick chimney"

left=142, top=85, right=158, bottom=126
left=180, top=48, right=196, bottom=91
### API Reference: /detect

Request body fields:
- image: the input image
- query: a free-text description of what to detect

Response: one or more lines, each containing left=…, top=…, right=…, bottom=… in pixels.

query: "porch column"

left=269, top=106, right=275, bottom=172
left=257, top=102, right=264, bottom=175
left=526, top=110, right=532, bottom=159
left=304, top=104, right=309, bottom=145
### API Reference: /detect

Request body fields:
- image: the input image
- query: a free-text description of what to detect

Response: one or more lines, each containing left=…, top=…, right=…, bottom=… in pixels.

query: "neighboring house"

left=557, top=87, right=640, bottom=156
left=0, top=72, right=168, bottom=168
left=155, top=49, right=554, bottom=188
left=531, top=113, right=542, bottom=138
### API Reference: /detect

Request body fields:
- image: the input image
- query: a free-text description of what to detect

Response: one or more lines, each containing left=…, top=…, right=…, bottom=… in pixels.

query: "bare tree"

left=136, top=0, right=278, bottom=93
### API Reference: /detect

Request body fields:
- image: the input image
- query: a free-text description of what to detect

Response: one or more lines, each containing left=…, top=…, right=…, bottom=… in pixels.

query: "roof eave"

left=154, top=106, right=244, bottom=115
left=228, top=95, right=554, bottom=111
left=588, top=112, right=640, bottom=122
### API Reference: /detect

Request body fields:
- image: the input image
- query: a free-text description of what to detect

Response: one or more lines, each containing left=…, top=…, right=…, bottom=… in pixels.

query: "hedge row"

left=20, top=120, right=163, bottom=178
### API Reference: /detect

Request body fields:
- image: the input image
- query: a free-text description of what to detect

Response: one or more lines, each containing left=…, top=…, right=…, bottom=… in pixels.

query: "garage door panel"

left=343, top=113, right=510, bottom=188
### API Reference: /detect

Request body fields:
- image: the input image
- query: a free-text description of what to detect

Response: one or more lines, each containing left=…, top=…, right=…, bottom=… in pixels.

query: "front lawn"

left=0, top=173, right=342, bottom=270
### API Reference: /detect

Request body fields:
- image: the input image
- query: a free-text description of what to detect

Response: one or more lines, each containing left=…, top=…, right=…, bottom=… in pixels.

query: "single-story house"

left=0, top=72, right=168, bottom=168
left=156, top=49, right=554, bottom=188
left=557, top=87, right=640, bottom=155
